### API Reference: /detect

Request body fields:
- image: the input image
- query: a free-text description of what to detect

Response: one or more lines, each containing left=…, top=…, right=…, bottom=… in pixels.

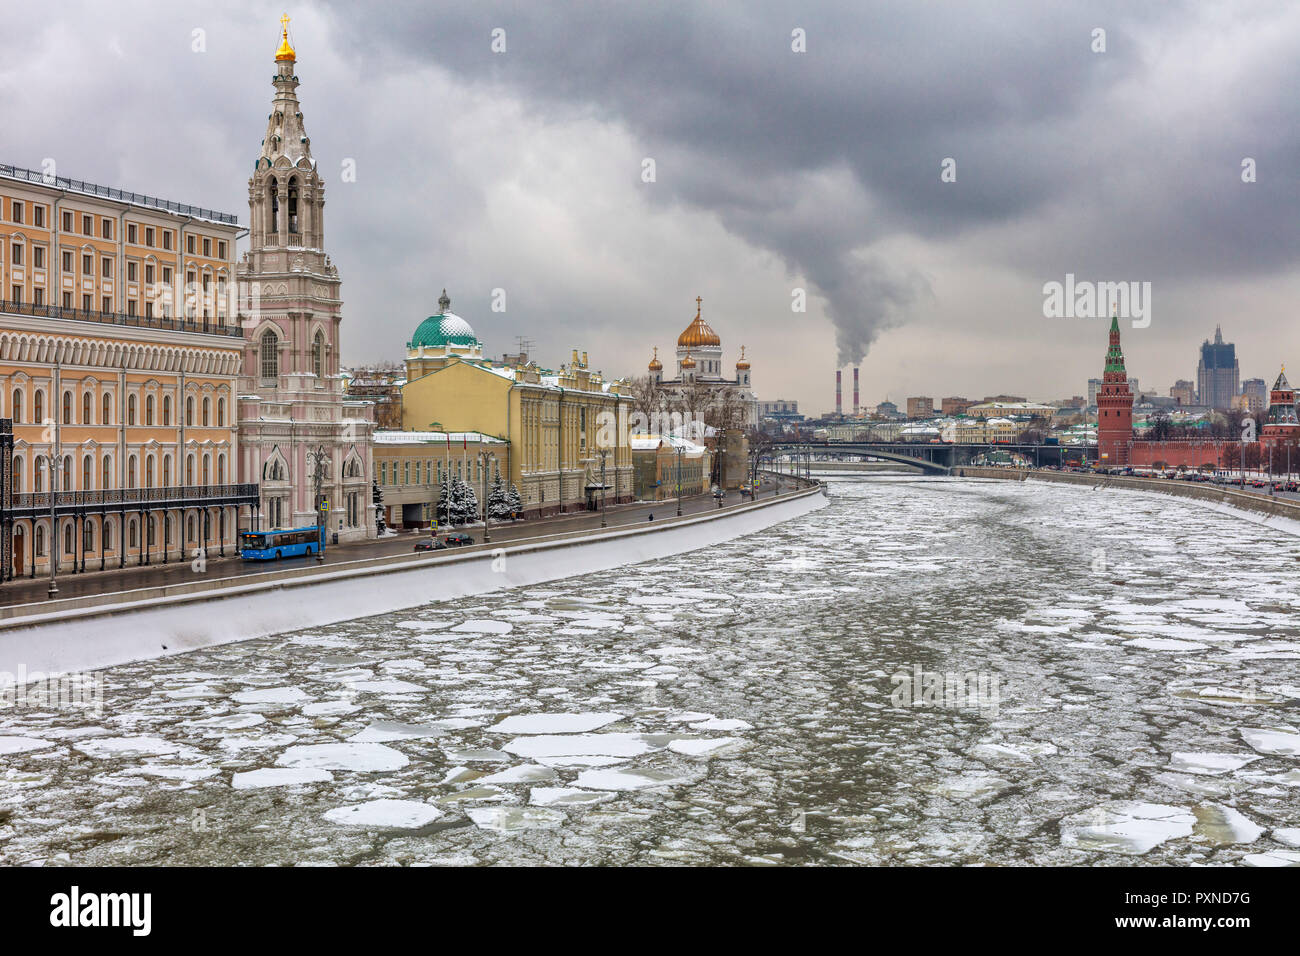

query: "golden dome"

left=275, top=14, right=296, bottom=62
left=735, top=345, right=750, bottom=370
left=677, top=296, right=721, bottom=348
left=681, top=352, right=697, bottom=369
left=648, top=346, right=662, bottom=371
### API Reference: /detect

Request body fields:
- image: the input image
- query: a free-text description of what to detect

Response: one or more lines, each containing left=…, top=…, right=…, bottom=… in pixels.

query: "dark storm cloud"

left=318, top=0, right=1300, bottom=364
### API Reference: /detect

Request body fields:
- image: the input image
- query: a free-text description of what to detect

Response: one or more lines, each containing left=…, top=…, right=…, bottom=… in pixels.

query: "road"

left=1, top=477, right=800, bottom=609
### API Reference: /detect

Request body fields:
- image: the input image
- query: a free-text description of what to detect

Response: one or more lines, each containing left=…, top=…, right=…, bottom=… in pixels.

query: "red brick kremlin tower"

left=1261, top=366, right=1300, bottom=449
left=1097, top=313, right=1134, bottom=465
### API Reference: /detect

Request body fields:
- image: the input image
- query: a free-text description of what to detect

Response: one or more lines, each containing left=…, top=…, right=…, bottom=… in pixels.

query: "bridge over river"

left=770, top=440, right=1097, bottom=474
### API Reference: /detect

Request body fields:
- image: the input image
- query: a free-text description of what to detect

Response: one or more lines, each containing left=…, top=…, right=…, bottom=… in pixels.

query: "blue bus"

left=239, top=525, right=323, bottom=561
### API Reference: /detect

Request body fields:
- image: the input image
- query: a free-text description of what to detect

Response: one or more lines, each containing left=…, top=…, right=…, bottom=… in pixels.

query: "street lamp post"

left=309, top=445, right=327, bottom=563
left=477, top=450, right=496, bottom=543
left=46, top=452, right=60, bottom=599
left=598, top=449, right=608, bottom=528
left=676, top=445, right=683, bottom=517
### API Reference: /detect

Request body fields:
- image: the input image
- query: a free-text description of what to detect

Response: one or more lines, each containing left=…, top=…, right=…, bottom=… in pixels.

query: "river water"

left=3, top=474, right=1300, bottom=866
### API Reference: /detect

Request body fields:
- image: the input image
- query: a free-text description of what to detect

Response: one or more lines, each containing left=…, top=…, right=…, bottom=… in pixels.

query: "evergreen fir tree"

left=436, top=479, right=451, bottom=527
left=488, top=473, right=511, bottom=520
left=508, top=483, right=523, bottom=520
left=459, top=476, right=480, bottom=526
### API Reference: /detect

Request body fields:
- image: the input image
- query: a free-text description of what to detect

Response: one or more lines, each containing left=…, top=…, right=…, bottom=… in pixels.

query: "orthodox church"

left=647, top=297, right=757, bottom=427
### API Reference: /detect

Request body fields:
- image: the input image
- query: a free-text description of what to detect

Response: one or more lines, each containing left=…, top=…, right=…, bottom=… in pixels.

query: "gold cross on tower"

left=695, top=295, right=702, bottom=316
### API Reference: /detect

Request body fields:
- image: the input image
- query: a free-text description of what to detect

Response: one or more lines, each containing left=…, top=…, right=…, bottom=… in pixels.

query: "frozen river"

left=3, top=475, right=1300, bottom=866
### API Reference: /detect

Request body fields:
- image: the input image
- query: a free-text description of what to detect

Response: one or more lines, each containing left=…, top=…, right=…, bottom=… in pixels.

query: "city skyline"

left=6, top=2, right=1300, bottom=413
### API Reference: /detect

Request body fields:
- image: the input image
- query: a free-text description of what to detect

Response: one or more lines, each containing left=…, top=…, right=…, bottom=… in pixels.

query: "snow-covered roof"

left=374, top=429, right=507, bottom=445
left=631, top=433, right=707, bottom=454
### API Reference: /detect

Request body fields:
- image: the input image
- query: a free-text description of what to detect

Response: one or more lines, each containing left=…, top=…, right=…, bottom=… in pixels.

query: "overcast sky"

left=5, top=1, right=1300, bottom=413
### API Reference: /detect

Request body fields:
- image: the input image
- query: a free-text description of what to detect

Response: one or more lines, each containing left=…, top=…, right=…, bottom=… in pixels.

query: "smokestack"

left=853, top=367, right=860, bottom=418
left=836, top=369, right=843, bottom=417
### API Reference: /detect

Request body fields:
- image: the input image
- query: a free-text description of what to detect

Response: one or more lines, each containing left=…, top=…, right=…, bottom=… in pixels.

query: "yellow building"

left=0, top=168, right=255, bottom=582
left=399, top=291, right=633, bottom=517
left=631, top=434, right=709, bottom=501
left=374, top=429, right=507, bottom=529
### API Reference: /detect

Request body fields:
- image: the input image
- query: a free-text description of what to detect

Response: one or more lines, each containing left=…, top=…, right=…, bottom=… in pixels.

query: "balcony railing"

left=10, top=483, right=258, bottom=512
left=0, top=163, right=240, bottom=225
left=0, top=299, right=244, bottom=338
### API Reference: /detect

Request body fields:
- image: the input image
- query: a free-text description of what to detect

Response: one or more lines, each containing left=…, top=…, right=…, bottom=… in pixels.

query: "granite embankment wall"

left=955, top=465, right=1300, bottom=522
left=0, top=484, right=828, bottom=678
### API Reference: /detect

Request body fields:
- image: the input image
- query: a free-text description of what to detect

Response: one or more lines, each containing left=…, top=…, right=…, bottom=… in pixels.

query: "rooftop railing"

left=0, top=163, right=240, bottom=225
left=0, top=299, right=245, bottom=339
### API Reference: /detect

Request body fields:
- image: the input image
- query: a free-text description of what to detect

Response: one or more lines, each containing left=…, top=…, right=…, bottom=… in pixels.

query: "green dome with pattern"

left=409, top=290, right=478, bottom=349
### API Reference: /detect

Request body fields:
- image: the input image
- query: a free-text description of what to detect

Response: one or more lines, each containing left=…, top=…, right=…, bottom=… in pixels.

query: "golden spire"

left=695, top=295, right=702, bottom=317
left=736, top=344, right=750, bottom=369
left=276, top=13, right=297, bottom=62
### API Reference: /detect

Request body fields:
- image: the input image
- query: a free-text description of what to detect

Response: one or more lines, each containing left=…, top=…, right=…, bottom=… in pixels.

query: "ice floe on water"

left=4, top=475, right=1300, bottom=866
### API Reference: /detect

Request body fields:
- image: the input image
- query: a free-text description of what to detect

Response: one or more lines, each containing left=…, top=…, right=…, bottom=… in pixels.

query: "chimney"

left=836, top=369, right=843, bottom=417
left=853, top=367, right=860, bottom=417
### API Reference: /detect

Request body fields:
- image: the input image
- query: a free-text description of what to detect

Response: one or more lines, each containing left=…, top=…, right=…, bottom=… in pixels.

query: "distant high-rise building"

left=1242, top=377, right=1267, bottom=405
left=941, top=396, right=974, bottom=416
left=906, top=396, right=934, bottom=419
left=1170, top=380, right=1195, bottom=406
left=1087, top=378, right=1103, bottom=406
left=1196, top=325, right=1240, bottom=410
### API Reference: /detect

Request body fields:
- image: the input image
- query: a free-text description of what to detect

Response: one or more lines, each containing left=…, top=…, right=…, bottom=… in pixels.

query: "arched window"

left=64, top=522, right=73, bottom=555
left=128, top=455, right=137, bottom=488
left=268, top=176, right=279, bottom=233
left=34, top=390, right=43, bottom=424
left=103, top=520, right=113, bottom=551
left=82, top=455, right=91, bottom=490
left=62, top=391, right=72, bottom=425
left=217, top=454, right=226, bottom=483
left=163, top=455, right=171, bottom=486
left=187, top=515, right=195, bottom=544
left=11, top=456, right=21, bottom=493
left=34, top=458, right=45, bottom=493
left=202, top=397, right=210, bottom=426
left=62, top=455, right=71, bottom=491
left=260, top=329, right=279, bottom=380
left=102, top=456, right=111, bottom=490
left=202, top=454, right=211, bottom=485
left=217, top=397, right=225, bottom=427
left=102, top=393, right=111, bottom=425
left=129, top=520, right=138, bottom=548
left=11, top=390, right=21, bottom=424
left=288, top=177, right=299, bottom=234
left=313, top=330, right=324, bottom=378
left=128, top=395, right=136, bottom=426
left=186, top=396, right=195, bottom=426
left=163, top=395, right=171, bottom=426
left=186, top=455, right=195, bottom=485
left=82, top=392, right=92, bottom=424
left=35, top=524, right=45, bottom=557
left=82, top=521, right=93, bottom=553
left=145, top=456, right=155, bottom=488
left=146, top=395, right=155, bottom=426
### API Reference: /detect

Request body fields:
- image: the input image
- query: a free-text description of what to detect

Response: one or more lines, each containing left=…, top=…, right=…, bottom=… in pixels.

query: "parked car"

left=444, top=532, right=475, bottom=546
left=413, top=539, right=447, bottom=552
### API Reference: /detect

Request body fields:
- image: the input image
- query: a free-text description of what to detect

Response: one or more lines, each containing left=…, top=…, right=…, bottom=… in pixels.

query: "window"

left=36, top=525, right=45, bottom=557
left=187, top=235, right=195, bottom=254
left=217, top=454, right=226, bottom=483
left=11, top=457, right=20, bottom=493
left=101, top=296, right=111, bottom=314
left=82, top=294, right=91, bottom=311
left=82, top=393, right=91, bottom=424
left=288, top=179, right=299, bottom=234
left=11, top=390, right=21, bottom=424
left=313, top=330, right=324, bottom=378
left=33, top=288, right=44, bottom=306
left=104, top=521, right=112, bottom=551
left=186, top=396, right=194, bottom=426
left=145, top=456, right=154, bottom=488
left=102, top=220, right=112, bottom=240
left=260, top=329, right=279, bottom=379
left=34, top=205, right=44, bottom=228
left=63, top=455, right=71, bottom=491
left=162, top=230, right=172, bottom=251
left=163, top=455, right=171, bottom=486
left=217, top=397, right=226, bottom=426
left=82, top=215, right=92, bottom=236
left=130, top=520, right=137, bottom=548
left=33, top=246, right=44, bottom=269
left=12, top=201, right=23, bottom=224
left=10, top=244, right=21, bottom=266
left=218, top=240, right=227, bottom=259
left=10, top=286, right=20, bottom=305
left=82, top=455, right=92, bottom=490
left=163, top=395, right=171, bottom=425
left=102, top=456, right=111, bottom=490
left=128, top=223, right=138, bottom=244
left=144, top=263, right=153, bottom=284
left=102, top=394, right=110, bottom=424
left=146, top=395, right=154, bottom=426
left=62, top=250, right=72, bottom=273
left=62, top=391, right=72, bottom=425
left=129, top=300, right=137, bottom=317
left=61, top=210, right=72, bottom=231
left=81, top=254, right=91, bottom=276
left=33, top=390, right=43, bottom=424
left=34, top=458, right=44, bottom=493
left=127, top=395, right=136, bottom=426
left=202, top=397, right=210, bottom=426
left=65, top=523, right=74, bottom=556
left=101, top=257, right=112, bottom=278
left=145, top=226, right=155, bottom=247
